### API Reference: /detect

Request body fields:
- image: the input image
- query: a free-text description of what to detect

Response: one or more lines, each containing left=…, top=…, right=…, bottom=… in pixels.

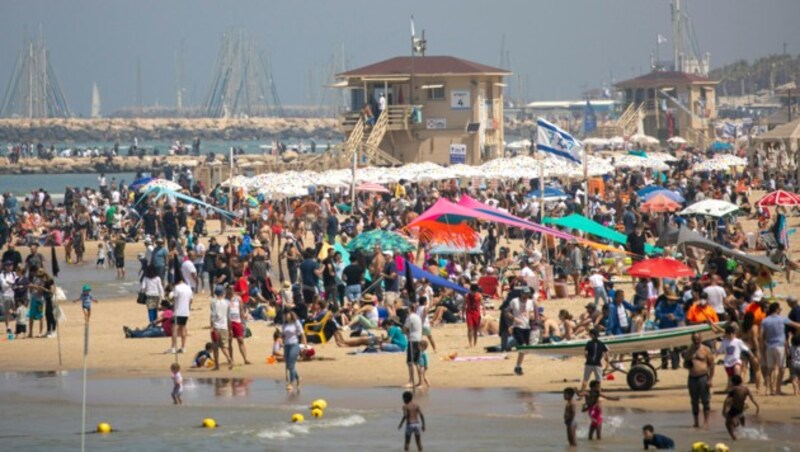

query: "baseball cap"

left=214, top=285, right=225, bottom=296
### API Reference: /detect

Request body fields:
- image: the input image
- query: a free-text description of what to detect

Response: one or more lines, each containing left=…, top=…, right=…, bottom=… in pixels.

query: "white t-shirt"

left=510, top=298, right=533, bottom=329
left=210, top=297, right=229, bottom=330
left=180, top=260, right=197, bottom=289
left=228, top=296, right=242, bottom=324
left=719, top=337, right=749, bottom=367
left=520, top=266, right=537, bottom=289
left=703, top=285, right=727, bottom=314
left=588, top=273, right=605, bottom=288
left=617, top=304, right=629, bottom=328
left=193, top=243, right=206, bottom=265
left=404, top=312, right=423, bottom=342
left=173, top=283, right=193, bottom=317
left=111, top=190, right=121, bottom=203
left=1, top=271, right=17, bottom=298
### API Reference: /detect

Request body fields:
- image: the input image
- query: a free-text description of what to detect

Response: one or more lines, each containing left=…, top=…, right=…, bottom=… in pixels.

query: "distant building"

left=613, top=71, right=718, bottom=145
left=334, top=55, right=510, bottom=165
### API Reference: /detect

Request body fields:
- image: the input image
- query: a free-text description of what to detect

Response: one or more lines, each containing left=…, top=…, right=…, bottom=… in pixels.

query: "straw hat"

left=362, top=293, right=376, bottom=303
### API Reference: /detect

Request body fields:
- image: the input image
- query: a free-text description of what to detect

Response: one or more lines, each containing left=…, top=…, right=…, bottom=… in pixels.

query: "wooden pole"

left=80, top=322, right=89, bottom=452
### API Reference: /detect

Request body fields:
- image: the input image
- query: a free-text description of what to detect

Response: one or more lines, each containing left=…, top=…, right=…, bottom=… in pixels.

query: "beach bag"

left=53, top=287, right=67, bottom=303
left=136, top=291, right=147, bottom=305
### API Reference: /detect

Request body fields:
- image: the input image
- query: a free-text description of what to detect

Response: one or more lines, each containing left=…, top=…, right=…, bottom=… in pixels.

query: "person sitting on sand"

left=342, top=294, right=380, bottom=330
left=333, top=315, right=407, bottom=352
left=723, top=374, right=759, bottom=440
left=192, top=342, right=214, bottom=368
left=123, top=300, right=173, bottom=338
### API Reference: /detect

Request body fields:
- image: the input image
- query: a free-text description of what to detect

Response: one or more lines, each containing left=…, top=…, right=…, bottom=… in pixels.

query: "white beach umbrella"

left=583, top=137, right=609, bottom=147
left=667, top=136, right=687, bottom=145
left=679, top=199, right=739, bottom=218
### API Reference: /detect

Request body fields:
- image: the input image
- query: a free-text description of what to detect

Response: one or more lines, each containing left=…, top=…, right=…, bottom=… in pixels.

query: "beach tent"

left=405, top=259, right=468, bottom=294
left=656, top=226, right=779, bottom=272
left=679, top=200, right=739, bottom=218
left=456, top=195, right=576, bottom=241
left=627, top=257, right=695, bottom=278
left=428, top=242, right=483, bottom=255
left=542, top=214, right=662, bottom=255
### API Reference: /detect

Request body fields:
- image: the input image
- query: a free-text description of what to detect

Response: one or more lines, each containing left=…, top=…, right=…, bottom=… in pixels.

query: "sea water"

left=0, top=372, right=796, bottom=451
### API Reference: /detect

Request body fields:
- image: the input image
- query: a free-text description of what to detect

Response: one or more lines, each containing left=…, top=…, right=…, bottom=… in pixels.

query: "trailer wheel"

left=627, top=364, right=656, bottom=391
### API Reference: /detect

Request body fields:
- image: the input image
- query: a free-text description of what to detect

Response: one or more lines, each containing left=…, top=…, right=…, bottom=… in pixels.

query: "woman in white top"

left=141, top=264, right=165, bottom=323
left=282, top=310, right=307, bottom=391
left=416, top=295, right=437, bottom=352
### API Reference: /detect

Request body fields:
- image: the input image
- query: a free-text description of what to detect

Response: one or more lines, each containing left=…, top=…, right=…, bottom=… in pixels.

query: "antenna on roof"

left=411, top=16, right=426, bottom=56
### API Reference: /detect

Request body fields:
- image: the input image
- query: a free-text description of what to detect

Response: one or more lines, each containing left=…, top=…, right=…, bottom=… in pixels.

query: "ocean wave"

left=257, top=415, right=365, bottom=440
left=738, top=427, right=769, bottom=441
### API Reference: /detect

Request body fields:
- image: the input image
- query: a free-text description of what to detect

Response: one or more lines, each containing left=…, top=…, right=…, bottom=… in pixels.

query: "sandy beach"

left=2, top=217, right=799, bottom=426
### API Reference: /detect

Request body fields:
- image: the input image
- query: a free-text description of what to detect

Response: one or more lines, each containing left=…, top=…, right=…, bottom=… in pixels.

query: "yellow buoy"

left=291, top=413, right=305, bottom=423
left=310, top=408, right=323, bottom=419
left=202, top=418, right=217, bottom=429
left=96, top=422, right=112, bottom=434
left=311, top=399, right=328, bottom=410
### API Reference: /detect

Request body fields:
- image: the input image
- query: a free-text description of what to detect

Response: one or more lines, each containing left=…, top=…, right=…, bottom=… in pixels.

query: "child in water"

left=723, top=374, right=759, bottom=440
left=171, top=363, right=183, bottom=405
left=417, top=340, right=431, bottom=387
left=581, top=380, right=619, bottom=440
left=96, top=242, right=106, bottom=268
left=73, top=284, right=97, bottom=323
left=563, top=387, right=577, bottom=447
left=398, top=391, right=425, bottom=452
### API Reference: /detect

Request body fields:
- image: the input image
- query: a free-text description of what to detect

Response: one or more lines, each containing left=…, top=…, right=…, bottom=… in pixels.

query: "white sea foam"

left=576, top=415, right=624, bottom=438
left=257, top=415, right=365, bottom=440
left=737, top=426, right=769, bottom=441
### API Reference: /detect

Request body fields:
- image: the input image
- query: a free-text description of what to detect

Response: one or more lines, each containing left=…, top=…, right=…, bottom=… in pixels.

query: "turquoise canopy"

left=543, top=214, right=662, bottom=255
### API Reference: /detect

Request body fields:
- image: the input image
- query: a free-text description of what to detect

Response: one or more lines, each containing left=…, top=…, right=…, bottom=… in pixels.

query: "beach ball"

left=291, top=413, right=304, bottom=423
left=96, top=422, right=112, bottom=434
left=692, top=442, right=711, bottom=452
left=202, top=418, right=217, bottom=429
left=311, top=399, right=327, bottom=410
left=205, top=359, right=216, bottom=369
left=311, top=408, right=323, bottom=419
left=714, top=444, right=730, bottom=452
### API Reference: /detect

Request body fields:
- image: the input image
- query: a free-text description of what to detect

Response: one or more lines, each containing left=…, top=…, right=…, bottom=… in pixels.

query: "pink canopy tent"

left=456, top=195, right=576, bottom=241
left=406, top=197, right=576, bottom=241
left=356, top=182, right=391, bottom=194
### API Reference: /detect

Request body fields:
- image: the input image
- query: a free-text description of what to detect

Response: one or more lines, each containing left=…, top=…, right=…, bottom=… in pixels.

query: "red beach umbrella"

left=755, top=190, right=800, bottom=207
left=627, top=257, right=695, bottom=279
left=640, top=194, right=681, bottom=213
left=356, top=182, right=391, bottom=194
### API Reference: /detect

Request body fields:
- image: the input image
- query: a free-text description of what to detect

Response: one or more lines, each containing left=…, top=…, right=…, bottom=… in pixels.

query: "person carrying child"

left=398, top=390, right=425, bottom=451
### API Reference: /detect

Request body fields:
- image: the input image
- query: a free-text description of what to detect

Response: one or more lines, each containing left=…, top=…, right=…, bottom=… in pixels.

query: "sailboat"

left=91, top=82, right=101, bottom=118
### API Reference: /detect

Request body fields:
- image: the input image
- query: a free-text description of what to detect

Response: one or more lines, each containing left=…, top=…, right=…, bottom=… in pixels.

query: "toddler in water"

left=563, top=387, right=577, bottom=447
left=171, top=363, right=183, bottom=405
left=96, top=243, right=106, bottom=268
left=72, top=284, right=97, bottom=323
left=416, top=340, right=431, bottom=387
left=580, top=380, right=618, bottom=440
left=398, top=390, right=425, bottom=452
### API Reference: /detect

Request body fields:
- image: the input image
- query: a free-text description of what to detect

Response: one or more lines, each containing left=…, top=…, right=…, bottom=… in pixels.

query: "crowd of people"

left=1, top=142, right=800, bottom=446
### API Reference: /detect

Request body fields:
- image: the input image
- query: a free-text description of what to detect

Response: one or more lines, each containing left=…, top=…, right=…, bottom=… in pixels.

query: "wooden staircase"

left=593, top=103, right=643, bottom=138
left=307, top=109, right=401, bottom=168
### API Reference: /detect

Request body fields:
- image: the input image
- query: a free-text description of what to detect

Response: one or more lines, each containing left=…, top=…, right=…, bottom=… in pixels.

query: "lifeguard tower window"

left=465, top=122, right=481, bottom=133
left=427, top=86, right=445, bottom=101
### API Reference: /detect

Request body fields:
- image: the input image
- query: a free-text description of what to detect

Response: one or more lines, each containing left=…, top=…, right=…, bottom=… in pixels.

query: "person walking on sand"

left=226, top=286, right=251, bottom=365
left=209, top=285, right=233, bottom=370
left=685, top=331, right=715, bottom=429
left=282, top=310, right=307, bottom=391
left=510, top=287, right=538, bottom=376
left=581, top=328, right=609, bottom=391
left=760, top=301, right=800, bottom=395
left=166, top=274, right=192, bottom=354
left=404, top=302, right=423, bottom=388
left=398, top=390, right=425, bottom=452
left=72, top=284, right=97, bottom=324
left=464, top=284, right=483, bottom=348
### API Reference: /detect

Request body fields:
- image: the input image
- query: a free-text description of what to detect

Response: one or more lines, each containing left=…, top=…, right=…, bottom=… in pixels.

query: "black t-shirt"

left=214, top=266, right=231, bottom=286
left=584, top=338, right=608, bottom=366
left=643, top=433, right=675, bottom=449
left=321, top=258, right=336, bottom=287
left=342, top=264, right=363, bottom=286
left=142, top=212, right=158, bottom=232
left=299, top=259, right=319, bottom=287
left=383, top=261, right=398, bottom=292
left=627, top=233, right=646, bottom=256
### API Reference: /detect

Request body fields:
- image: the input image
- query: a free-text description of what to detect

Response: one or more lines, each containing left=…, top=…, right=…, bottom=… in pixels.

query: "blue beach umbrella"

left=711, top=141, right=733, bottom=151
left=637, top=185, right=663, bottom=197
left=527, top=187, right=568, bottom=200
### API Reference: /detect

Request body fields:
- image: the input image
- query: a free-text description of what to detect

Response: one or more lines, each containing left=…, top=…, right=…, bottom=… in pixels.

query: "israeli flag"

left=536, top=117, right=583, bottom=164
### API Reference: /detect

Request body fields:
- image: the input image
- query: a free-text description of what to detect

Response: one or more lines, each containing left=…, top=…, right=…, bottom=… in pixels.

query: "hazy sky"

left=2, top=0, right=799, bottom=116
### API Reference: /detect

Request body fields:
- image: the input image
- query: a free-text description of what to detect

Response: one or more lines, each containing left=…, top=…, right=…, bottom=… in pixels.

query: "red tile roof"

left=338, top=56, right=510, bottom=78
left=615, top=71, right=717, bottom=88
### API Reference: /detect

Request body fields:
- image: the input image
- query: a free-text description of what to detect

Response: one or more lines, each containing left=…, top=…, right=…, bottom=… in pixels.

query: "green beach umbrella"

left=345, top=229, right=415, bottom=254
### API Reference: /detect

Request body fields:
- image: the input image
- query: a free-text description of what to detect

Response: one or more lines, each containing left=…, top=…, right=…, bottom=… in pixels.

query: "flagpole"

left=583, top=145, right=590, bottom=216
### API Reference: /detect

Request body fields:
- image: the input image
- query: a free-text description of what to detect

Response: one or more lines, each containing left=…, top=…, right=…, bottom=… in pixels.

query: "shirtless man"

left=685, top=332, right=715, bottom=428
left=398, top=390, right=426, bottom=451
left=723, top=374, right=759, bottom=440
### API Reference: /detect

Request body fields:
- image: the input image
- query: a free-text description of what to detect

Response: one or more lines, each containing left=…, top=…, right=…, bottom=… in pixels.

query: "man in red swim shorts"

left=465, top=284, right=483, bottom=348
